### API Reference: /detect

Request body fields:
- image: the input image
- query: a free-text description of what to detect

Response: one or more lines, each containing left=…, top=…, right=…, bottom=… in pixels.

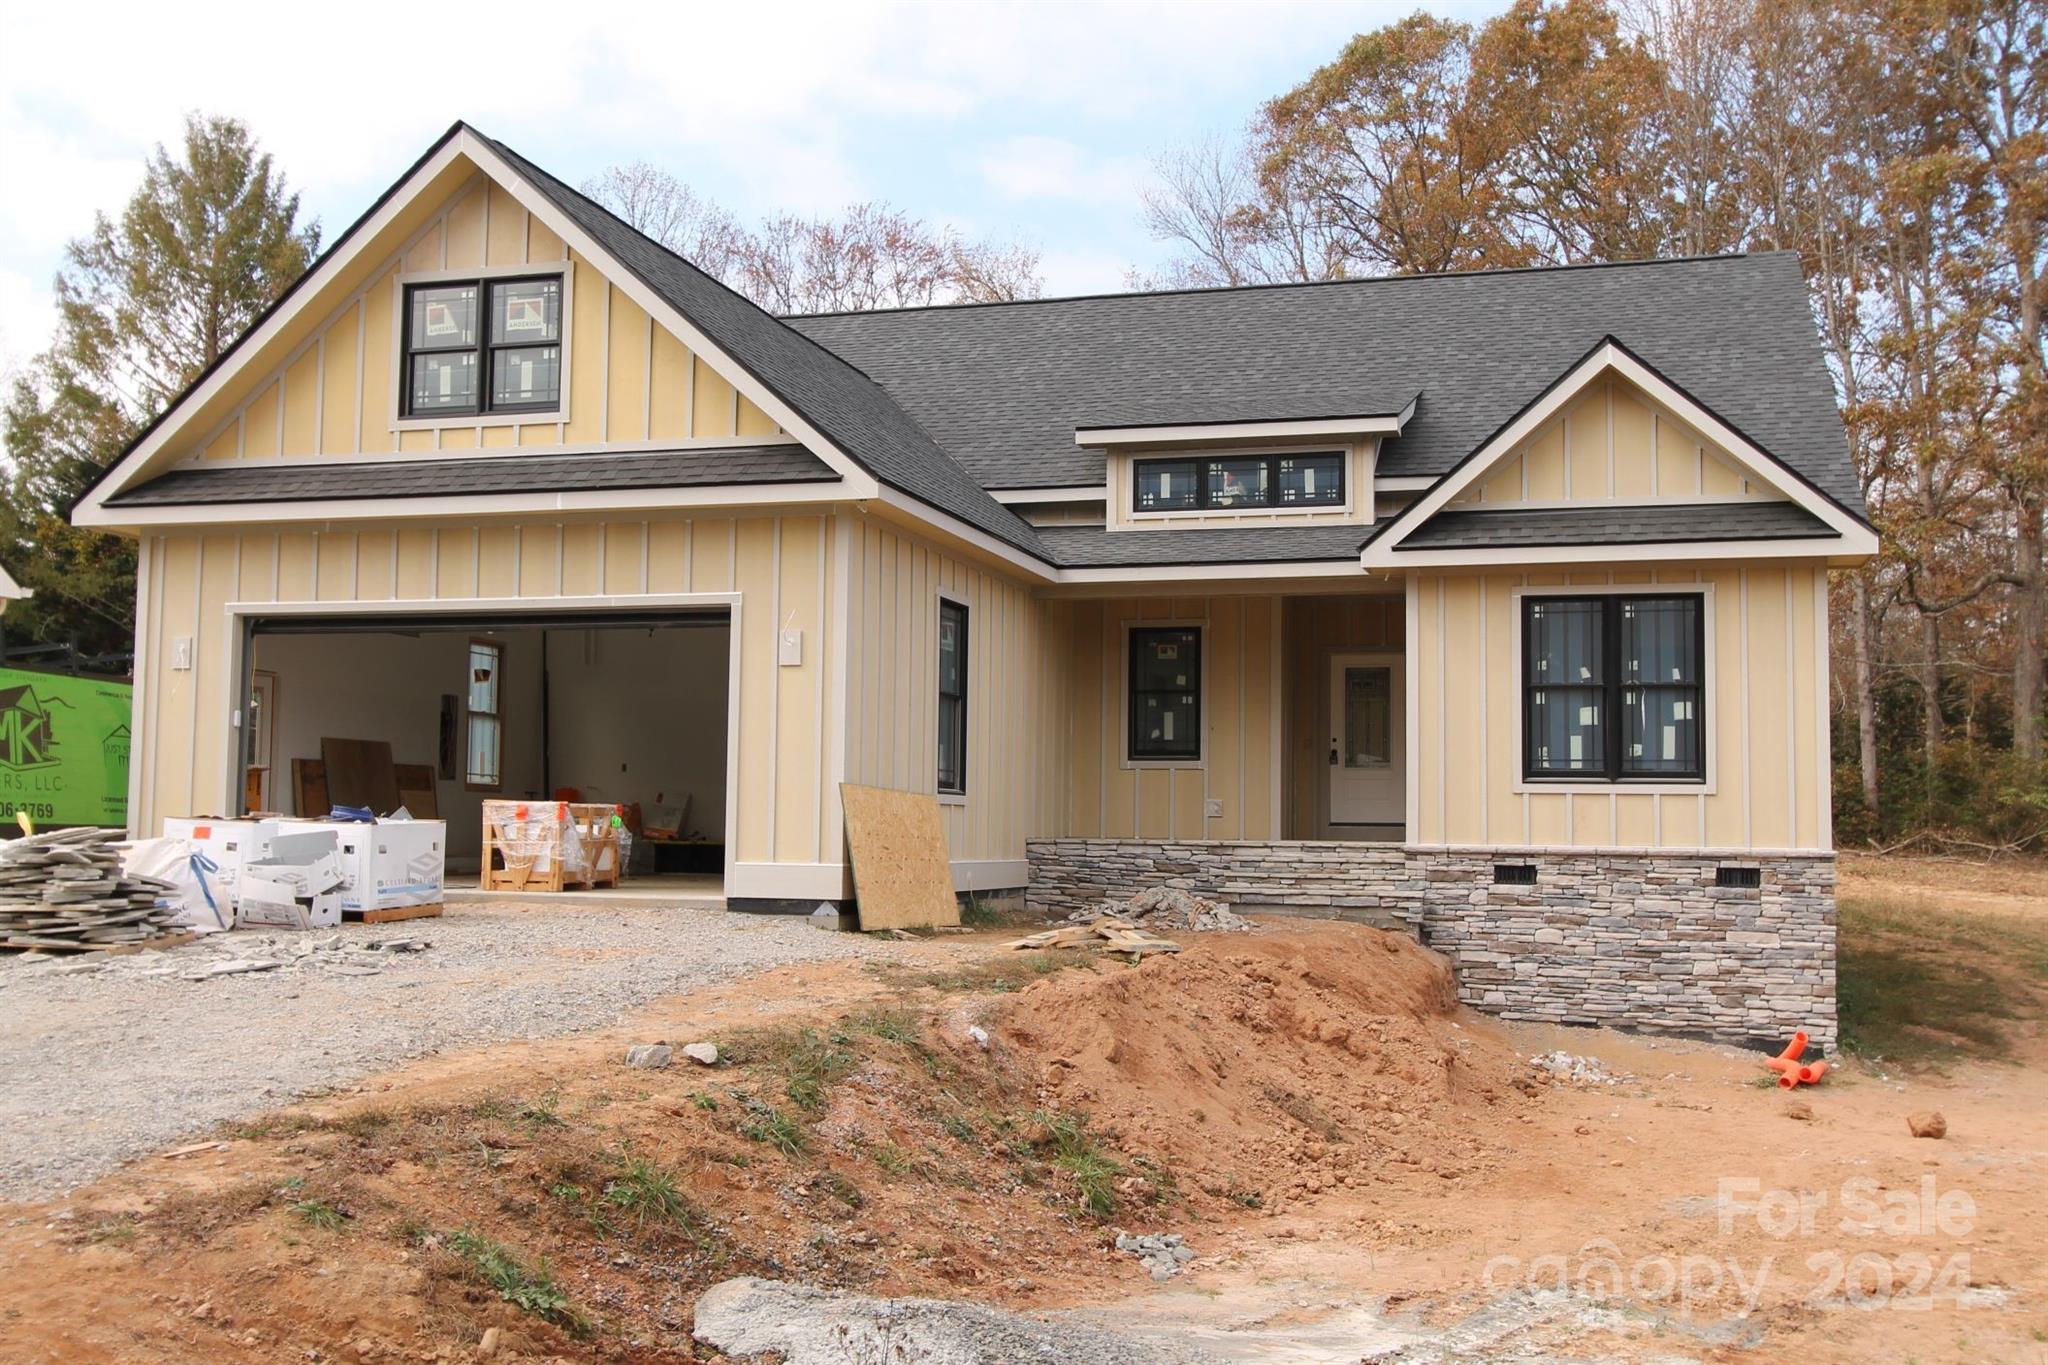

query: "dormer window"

left=403, top=274, right=563, bottom=418
left=1132, top=451, right=1344, bottom=514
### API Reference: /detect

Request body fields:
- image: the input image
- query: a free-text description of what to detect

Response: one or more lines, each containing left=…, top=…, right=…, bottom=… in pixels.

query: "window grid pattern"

left=1132, top=451, right=1345, bottom=513
left=1522, top=594, right=1704, bottom=783
left=466, top=639, right=504, bottom=789
left=403, top=275, right=563, bottom=418
left=1128, top=627, right=1202, bottom=762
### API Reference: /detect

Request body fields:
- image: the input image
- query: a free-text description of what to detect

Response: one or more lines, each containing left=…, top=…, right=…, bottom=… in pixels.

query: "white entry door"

left=1328, top=653, right=1403, bottom=826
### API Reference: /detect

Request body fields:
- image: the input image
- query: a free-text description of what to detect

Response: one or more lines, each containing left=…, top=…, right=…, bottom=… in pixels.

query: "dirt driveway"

left=0, top=901, right=939, bottom=1202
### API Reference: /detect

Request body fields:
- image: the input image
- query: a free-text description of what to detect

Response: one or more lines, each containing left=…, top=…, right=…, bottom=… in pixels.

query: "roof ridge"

left=785, top=251, right=1778, bottom=322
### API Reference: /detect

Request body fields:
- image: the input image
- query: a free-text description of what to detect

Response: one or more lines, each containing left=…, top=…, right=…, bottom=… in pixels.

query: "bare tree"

left=581, top=167, right=1041, bottom=313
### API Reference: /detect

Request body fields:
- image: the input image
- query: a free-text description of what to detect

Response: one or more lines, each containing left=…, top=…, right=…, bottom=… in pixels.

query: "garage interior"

left=242, top=610, right=731, bottom=893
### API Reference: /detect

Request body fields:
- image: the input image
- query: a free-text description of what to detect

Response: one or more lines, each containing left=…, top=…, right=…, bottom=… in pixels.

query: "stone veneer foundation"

left=1024, top=838, right=1836, bottom=1049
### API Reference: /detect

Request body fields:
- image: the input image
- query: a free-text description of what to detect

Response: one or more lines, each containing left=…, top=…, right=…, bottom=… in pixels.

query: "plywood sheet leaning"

left=291, top=758, right=329, bottom=817
left=321, top=737, right=400, bottom=814
left=839, top=784, right=960, bottom=930
left=393, top=763, right=440, bottom=819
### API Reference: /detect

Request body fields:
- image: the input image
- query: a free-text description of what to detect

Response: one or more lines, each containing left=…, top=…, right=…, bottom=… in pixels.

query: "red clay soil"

left=0, top=923, right=1519, bottom=1364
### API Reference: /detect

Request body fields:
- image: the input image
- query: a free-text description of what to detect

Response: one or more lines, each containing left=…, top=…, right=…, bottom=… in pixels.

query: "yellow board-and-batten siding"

left=1406, top=561, right=1831, bottom=854
left=1455, top=378, right=1770, bottom=505
left=180, top=177, right=780, bottom=466
left=129, top=512, right=846, bottom=898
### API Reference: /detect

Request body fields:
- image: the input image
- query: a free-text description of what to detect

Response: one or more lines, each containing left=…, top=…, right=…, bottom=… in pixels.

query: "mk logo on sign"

left=0, top=685, right=62, bottom=771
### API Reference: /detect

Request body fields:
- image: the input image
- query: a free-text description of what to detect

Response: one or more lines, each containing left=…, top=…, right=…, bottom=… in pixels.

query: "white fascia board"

left=989, top=485, right=1106, bottom=504
left=169, top=433, right=801, bottom=473
left=1377, top=534, right=1871, bottom=569
left=457, top=132, right=880, bottom=503
left=1360, top=340, right=1874, bottom=568
left=1076, top=411, right=1406, bottom=447
left=1054, top=559, right=1364, bottom=584
left=869, top=487, right=1058, bottom=584
left=0, top=564, right=29, bottom=600
left=72, top=137, right=477, bottom=518
left=1374, top=476, right=1437, bottom=492
left=73, top=481, right=850, bottom=531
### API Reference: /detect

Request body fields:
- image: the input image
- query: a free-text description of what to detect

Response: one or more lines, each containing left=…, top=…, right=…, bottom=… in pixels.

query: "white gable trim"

left=1360, top=340, right=1876, bottom=567
left=73, top=128, right=880, bottom=526
left=0, top=562, right=30, bottom=601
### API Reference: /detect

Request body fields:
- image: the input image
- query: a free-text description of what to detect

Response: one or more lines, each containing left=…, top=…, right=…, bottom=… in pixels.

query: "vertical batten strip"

left=1739, top=567, right=1752, bottom=848
left=1813, top=569, right=1833, bottom=850
left=766, top=518, right=781, bottom=858
left=1785, top=569, right=1800, bottom=846
left=813, top=516, right=828, bottom=862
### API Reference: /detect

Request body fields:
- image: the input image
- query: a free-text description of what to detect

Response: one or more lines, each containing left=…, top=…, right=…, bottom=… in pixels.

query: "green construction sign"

left=0, top=667, right=132, bottom=829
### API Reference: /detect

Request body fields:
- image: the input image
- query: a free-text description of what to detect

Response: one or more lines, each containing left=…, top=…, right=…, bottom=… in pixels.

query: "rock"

left=1529, top=1050, right=1629, bottom=1086
left=967, top=1025, right=989, bottom=1048
left=681, top=1042, right=719, bottom=1066
left=1784, top=1100, right=1815, bottom=1121
left=625, top=1044, right=673, bottom=1070
left=1073, top=886, right=1251, bottom=934
left=1113, top=1231, right=1193, bottom=1279
left=477, top=1326, right=500, bottom=1358
left=1907, top=1111, right=1947, bottom=1139
left=693, top=1276, right=1208, bottom=1364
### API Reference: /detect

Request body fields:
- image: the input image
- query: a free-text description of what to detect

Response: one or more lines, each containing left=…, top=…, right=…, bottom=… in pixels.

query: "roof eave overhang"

left=1381, top=533, right=1871, bottom=569
left=1075, top=398, right=1414, bottom=451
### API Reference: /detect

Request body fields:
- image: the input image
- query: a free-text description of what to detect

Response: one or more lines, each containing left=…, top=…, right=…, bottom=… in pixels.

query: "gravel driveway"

left=0, top=901, right=921, bottom=1203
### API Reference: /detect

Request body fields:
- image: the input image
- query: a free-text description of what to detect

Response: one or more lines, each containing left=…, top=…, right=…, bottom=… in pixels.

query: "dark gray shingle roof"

left=1033, top=522, right=1366, bottom=567
left=789, top=253, right=1864, bottom=518
left=1397, top=500, right=1833, bottom=550
left=472, top=133, right=1050, bottom=559
left=107, top=445, right=834, bottom=506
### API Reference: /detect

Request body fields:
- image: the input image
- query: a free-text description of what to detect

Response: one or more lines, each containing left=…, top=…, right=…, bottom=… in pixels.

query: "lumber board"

left=346, top=902, right=444, bottom=924
left=291, top=757, right=330, bottom=818
left=393, top=763, right=440, bottom=819
left=321, top=737, right=400, bottom=814
left=839, top=784, right=960, bottom=931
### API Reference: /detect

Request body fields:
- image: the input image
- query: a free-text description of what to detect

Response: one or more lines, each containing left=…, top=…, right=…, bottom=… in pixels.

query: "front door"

left=1328, top=653, right=1402, bottom=826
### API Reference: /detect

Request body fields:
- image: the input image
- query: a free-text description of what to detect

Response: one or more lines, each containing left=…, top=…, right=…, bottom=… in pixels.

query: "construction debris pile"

left=0, top=827, right=184, bottom=951
left=1114, top=1231, right=1196, bottom=1281
left=1529, top=1050, right=1632, bottom=1087
left=1008, top=917, right=1184, bottom=956
left=1067, top=885, right=1253, bottom=934
left=12, top=931, right=433, bottom=980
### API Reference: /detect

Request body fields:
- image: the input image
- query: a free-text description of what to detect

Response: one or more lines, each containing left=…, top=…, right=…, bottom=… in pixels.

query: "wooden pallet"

left=0, top=930, right=197, bottom=956
left=345, top=902, right=444, bottom=924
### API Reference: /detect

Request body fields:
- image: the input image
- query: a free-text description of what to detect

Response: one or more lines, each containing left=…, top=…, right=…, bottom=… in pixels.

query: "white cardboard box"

left=236, top=830, right=346, bottom=930
left=323, top=820, right=446, bottom=912
left=160, top=817, right=283, bottom=910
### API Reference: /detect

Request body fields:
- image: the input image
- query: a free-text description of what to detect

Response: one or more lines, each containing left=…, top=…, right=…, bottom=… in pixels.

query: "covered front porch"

left=1045, top=589, right=1407, bottom=847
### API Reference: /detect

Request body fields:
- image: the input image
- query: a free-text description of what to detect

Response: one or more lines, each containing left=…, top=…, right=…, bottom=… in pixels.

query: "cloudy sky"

left=0, top=0, right=1493, bottom=380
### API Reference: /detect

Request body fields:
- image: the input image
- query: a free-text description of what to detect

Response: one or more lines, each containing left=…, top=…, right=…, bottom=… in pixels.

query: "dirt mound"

left=992, top=922, right=1526, bottom=1208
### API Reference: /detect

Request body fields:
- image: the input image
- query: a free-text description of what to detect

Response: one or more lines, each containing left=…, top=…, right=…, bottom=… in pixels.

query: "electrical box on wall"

left=778, top=629, right=803, bottom=666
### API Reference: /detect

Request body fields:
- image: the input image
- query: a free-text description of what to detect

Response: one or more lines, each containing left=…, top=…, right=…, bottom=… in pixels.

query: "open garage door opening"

left=239, top=608, right=733, bottom=898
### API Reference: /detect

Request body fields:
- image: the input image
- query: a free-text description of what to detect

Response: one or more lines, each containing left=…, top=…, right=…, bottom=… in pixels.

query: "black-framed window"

left=1132, top=451, right=1344, bottom=513
left=403, top=275, right=563, bottom=417
left=937, top=598, right=968, bottom=795
left=1523, top=594, right=1704, bottom=782
left=1128, top=627, right=1201, bottom=761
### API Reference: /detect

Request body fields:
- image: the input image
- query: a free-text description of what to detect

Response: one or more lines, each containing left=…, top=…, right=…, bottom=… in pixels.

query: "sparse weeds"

left=1033, top=1110, right=1122, bottom=1218
left=441, top=1228, right=592, bottom=1338
left=602, top=1156, right=717, bottom=1249
left=898, top=951, right=1096, bottom=996
left=734, top=1093, right=806, bottom=1156
left=289, top=1198, right=347, bottom=1232
left=722, top=1025, right=855, bottom=1114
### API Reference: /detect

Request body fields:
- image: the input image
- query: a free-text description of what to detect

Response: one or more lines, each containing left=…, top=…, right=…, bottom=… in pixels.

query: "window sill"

left=1123, top=505, right=1358, bottom=525
left=1512, top=777, right=1715, bottom=797
left=1122, top=757, right=1205, bottom=771
left=392, top=411, right=565, bottom=433
left=937, top=791, right=967, bottom=807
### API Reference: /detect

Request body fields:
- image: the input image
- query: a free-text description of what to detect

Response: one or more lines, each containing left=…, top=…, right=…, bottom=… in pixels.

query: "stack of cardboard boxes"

left=160, top=816, right=445, bottom=927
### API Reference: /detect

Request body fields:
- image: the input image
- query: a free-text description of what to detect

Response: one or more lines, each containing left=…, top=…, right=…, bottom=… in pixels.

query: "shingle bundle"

left=0, top=827, right=183, bottom=950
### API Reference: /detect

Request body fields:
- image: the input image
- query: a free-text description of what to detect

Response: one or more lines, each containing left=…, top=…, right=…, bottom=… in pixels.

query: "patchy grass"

left=288, top=1198, right=348, bottom=1232
left=1033, top=1110, right=1122, bottom=1218
left=892, top=950, right=1098, bottom=997
left=1838, top=892, right=2048, bottom=1067
left=601, top=1156, right=717, bottom=1249
left=721, top=1025, right=857, bottom=1114
left=439, top=1228, right=592, bottom=1338
left=734, top=1094, right=806, bottom=1156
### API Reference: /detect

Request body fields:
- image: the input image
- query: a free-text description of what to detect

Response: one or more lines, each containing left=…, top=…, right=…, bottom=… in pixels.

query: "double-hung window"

left=1522, top=594, right=1704, bottom=782
left=936, top=599, right=968, bottom=796
left=466, top=638, right=504, bottom=790
left=403, top=275, right=564, bottom=418
left=1131, top=451, right=1344, bottom=513
left=1128, top=627, right=1202, bottom=762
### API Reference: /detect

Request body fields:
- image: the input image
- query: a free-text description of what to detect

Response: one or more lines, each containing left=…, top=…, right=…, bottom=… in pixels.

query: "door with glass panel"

left=1327, top=652, right=1403, bottom=826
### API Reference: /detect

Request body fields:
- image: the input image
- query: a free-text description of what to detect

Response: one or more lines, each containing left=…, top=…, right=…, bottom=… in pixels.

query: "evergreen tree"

left=0, top=114, right=319, bottom=663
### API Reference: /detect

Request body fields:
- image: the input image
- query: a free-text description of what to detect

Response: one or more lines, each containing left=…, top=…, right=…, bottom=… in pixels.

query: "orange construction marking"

left=1765, top=1032, right=1827, bottom=1088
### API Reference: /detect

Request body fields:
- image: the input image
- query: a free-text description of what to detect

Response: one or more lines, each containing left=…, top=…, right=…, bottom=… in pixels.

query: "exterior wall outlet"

left=778, top=629, right=803, bottom=666
left=171, top=636, right=193, bottom=670
left=1204, top=798, right=1224, bottom=818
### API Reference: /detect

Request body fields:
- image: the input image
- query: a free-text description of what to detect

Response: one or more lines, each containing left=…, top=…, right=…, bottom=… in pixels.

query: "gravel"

left=0, top=901, right=924, bottom=1203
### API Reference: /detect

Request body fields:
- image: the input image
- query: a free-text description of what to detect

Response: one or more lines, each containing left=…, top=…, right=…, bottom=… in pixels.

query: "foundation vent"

left=1492, top=863, right=1538, bottom=886
left=1715, top=865, right=1763, bottom=890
